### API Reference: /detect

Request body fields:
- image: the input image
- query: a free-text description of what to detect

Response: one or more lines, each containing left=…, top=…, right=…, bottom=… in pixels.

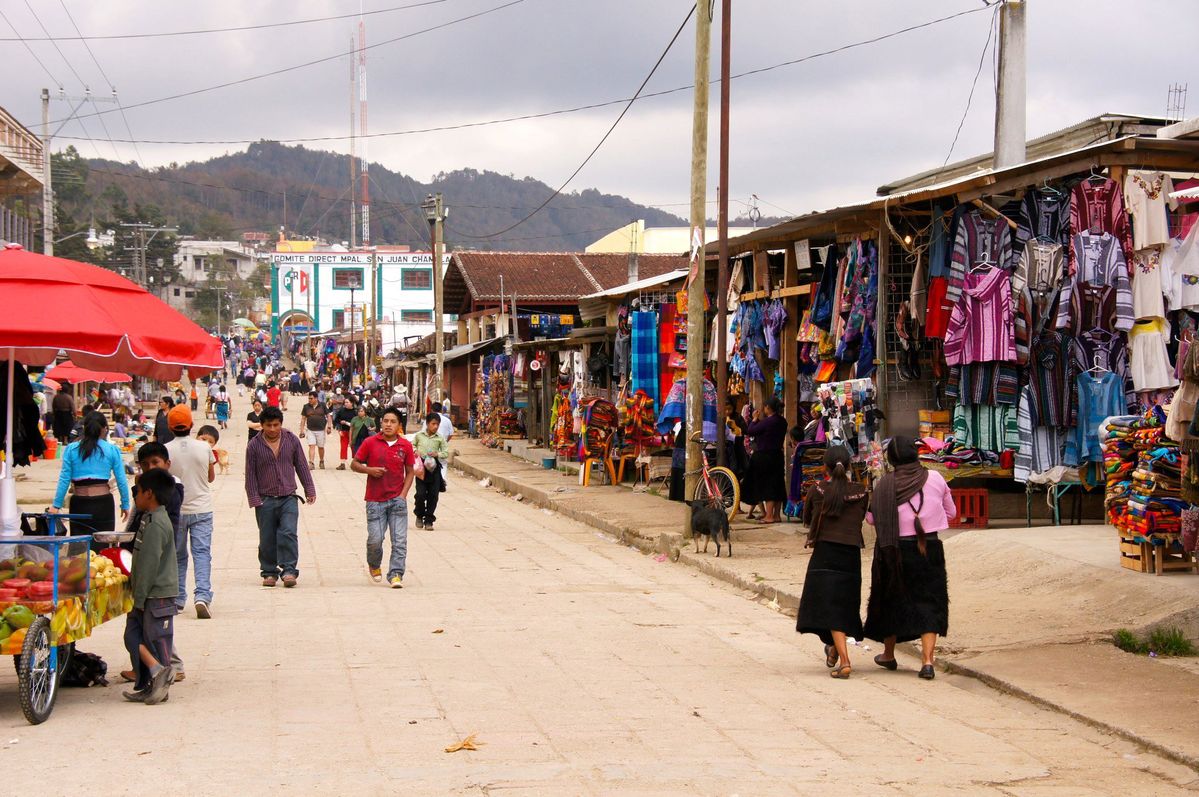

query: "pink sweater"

left=866, top=470, right=957, bottom=536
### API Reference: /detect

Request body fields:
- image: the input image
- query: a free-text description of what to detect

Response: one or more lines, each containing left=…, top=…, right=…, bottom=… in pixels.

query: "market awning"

left=46, top=360, right=132, bottom=384
left=437, top=337, right=504, bottom=364
left=510, top=327, right=614, bottom=351
left=577, top=269, right=689, bottom=322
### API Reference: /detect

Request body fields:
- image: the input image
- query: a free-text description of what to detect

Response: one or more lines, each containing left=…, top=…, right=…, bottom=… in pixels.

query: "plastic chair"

left=581, top=435, right=617, bottom=486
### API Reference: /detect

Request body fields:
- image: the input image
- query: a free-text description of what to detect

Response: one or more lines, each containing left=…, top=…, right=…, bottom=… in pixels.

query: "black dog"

left=690, top=501, right=731, bottom=557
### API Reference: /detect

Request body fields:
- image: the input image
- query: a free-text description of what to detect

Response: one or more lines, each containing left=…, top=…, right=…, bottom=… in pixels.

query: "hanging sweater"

left=1055, top=232, right=1133, bottom=332
left=943, top=267, right=1017, bottom=366
left=1064, top=372, right=1125, bottom=467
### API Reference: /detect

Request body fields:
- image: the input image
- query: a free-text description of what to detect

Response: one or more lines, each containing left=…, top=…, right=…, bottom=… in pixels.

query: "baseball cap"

left=167, top=404, right=193, bottom=431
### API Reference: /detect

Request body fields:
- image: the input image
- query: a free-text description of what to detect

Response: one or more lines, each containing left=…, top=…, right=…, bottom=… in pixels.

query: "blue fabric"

left=54, top=439, right=130, bottom=510
left=655, top=379, right=719, bottom=441
left=631, top=311, right=659, bottom=408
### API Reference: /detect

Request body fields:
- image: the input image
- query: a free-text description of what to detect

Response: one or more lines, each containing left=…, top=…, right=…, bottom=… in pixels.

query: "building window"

left=195, top=256, right=205, bottom=271
left=332, top=309, right=346, bottom=328
left=331, top=268, right=365, bottom=290
left=185, top=290, right=195, bottom=298
left=401, top=268, right=432, bottom=290
left=173, top=288, right=180, bottom=297
left=401, top=309, right=433, bottom=323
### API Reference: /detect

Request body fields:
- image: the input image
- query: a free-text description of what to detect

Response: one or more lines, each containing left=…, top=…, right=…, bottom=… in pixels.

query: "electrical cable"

left=57, top=0, right=146, bottom=167
left=49, top=0, right=525, bottom=127
left=937, top=2, right=1000, bottom=171
left=50, top=4, right=991, bottom=147
left=0, top=7, right=60, bottom=86
left=450, top=3, right=698, bottom=240
left=0, top=0, right=451, bottom=42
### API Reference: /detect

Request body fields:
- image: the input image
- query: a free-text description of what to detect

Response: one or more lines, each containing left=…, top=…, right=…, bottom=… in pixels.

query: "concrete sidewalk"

left=452, top=437, right=1199, bottom=772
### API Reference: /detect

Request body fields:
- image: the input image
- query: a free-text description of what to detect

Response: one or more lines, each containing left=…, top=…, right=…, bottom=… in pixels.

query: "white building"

left=585, top=220, right=758, bottom=254
left=167, top=240, right=263, bottom=312
left=270, top=248, right=446, bottom=352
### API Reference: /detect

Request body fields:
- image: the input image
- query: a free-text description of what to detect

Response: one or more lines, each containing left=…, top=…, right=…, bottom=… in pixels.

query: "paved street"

left=2, top=396, right=1195, bottom=794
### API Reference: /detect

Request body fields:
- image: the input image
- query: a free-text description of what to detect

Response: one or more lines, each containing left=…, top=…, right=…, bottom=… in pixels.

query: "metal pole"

left=433, top=194, right=445, bottom=404
left=994, top=0, right=1027, bottom=169
left=42, top=89, right=52, bottom=255
left=369, top=250, right=377, bottom=376
left=715, top=0, right=731, bottom=468
left=684, top=1, right=712, bottom=520
left=350, top=285, right=356, bottom=385
left=1, top=349, right=18, bottom=533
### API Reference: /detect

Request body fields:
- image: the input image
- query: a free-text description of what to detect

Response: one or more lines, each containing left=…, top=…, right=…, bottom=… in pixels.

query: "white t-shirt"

left=166, top=436, right=216, bottom=514
left=437, top=413, right=454, bottom=441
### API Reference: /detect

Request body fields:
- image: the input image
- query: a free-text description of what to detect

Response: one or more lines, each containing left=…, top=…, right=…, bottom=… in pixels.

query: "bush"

left=1112, top=627, right=1196, bottom=657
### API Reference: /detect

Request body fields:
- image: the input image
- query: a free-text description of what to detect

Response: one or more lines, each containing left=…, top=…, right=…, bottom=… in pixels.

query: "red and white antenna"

left=358, top=16, right=370, bottom=247
left=348, top=33, right=358, bottom=248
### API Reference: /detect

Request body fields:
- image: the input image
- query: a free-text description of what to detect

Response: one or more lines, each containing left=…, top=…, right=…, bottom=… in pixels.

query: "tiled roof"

left=445, top=251, right=692, bottom=310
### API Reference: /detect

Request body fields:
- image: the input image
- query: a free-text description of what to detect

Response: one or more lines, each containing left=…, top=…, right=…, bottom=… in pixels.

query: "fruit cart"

left=1, top=515, right=132, bottom=724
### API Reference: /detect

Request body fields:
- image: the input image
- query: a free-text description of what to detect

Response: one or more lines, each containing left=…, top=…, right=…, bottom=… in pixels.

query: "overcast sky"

left=2, top=0, right=1197, bottom=226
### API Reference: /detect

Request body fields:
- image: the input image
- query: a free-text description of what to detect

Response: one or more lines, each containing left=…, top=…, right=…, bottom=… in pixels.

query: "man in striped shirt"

left=245, top=406, right=317, bottom=588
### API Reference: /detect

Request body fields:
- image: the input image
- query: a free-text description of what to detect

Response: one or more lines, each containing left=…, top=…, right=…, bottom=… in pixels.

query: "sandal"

left=824, top=645, right=838, bottom=669
left=873, top=654, right=898, bottom=671
left=830, top=665, right=852, bottom=679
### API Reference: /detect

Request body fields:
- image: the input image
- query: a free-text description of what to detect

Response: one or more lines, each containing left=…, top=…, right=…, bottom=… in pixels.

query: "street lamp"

left=53, top=226, right=105, bottom=249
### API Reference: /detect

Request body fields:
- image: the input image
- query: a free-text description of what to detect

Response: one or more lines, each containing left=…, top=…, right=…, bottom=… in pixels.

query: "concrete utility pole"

left=994, top=0, right=1027, bottom=169
left=715, top=0, right=731, bottom=468
left=684, top=2, right=712, bottom=518
left=423, top=193, right=447, bottom=405
left=41, top=89, right=51, bottom=255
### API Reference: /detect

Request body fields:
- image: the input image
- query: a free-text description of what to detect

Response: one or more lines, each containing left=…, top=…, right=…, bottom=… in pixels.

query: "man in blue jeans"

left=351, top=407, right=416, bottom=588
left=164, top=405, right=216, bottom=619
left=244, top=406, right=317, bottom=587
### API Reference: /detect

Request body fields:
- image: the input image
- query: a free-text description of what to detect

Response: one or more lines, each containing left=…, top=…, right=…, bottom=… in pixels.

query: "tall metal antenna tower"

left=358, top=17, right=371, bottom=247
left=1167, top=83, right=1188, bottom=122
left=348, top=34, right=358, bottom=248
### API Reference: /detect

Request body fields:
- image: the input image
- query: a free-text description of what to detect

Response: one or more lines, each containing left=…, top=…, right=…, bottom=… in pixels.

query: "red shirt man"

left=266, top=384, right=282, bottom=408
left=351, top=408, right=416, bottom=587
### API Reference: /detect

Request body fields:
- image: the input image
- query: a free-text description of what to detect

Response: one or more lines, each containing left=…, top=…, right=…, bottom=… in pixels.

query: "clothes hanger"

left=1086, top=166, right=1108, bottom=184
left=970, top=259, right=996, bottom=274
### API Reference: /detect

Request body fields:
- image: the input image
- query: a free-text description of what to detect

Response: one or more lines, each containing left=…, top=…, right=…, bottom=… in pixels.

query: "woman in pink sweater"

left=863, top=436, right=955, bottom=680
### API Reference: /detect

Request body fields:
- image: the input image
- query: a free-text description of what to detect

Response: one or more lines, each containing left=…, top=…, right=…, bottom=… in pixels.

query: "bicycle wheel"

left=692, top=466, right=740, bottom=522
left=18, top=616, right=58, bottom=725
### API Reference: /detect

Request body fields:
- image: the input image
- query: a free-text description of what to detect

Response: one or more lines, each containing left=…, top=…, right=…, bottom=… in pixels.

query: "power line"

left=50, top=4, right=991, bottom=147
left=49, top=0, right=525, bottom=127
left=0, top=8, right=60, bottom=86
left=57, top=0, right=146, bottom=167
left=938, top=2, right=1000, bottom=170
left=450, top=3, right=698, bottom=240
left=0, top=0, right=450, bottom=42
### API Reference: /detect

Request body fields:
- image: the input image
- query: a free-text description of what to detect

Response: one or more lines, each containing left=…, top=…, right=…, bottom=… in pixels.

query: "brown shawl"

left=869, top=461, right=929, bottom=553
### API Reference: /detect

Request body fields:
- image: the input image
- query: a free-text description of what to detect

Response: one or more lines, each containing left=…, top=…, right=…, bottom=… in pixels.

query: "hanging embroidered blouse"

left=944, top=267, right=1017, bottom=366
left=1064, top=371, right=1125, bottom=466
left=1128, top=317, right=1178, bottom=392
left=1070, top=177, right=1134, bottom=266
left=1055, top=232, right=1133, bottom=332
left=1123, top=170, right=1177, bottom=252
left=1130, top=248, right=1166, bottom=320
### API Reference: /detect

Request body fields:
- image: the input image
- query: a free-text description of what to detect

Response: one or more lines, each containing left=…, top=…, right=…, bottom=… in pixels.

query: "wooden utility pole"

left=423, top=193, right=447, bottom=406
left=715, top=0, right=731, bottom=467
left=684, top=1, right=712, bottom=520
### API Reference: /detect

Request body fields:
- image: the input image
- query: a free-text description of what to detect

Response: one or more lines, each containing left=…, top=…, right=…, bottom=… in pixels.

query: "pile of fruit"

left=0, top=554, right=89, bottom=602
left=89, top=551, right=126, bottom=589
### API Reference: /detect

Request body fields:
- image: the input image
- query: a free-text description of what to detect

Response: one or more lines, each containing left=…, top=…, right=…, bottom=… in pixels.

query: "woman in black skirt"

left=49, top=412, right=131, bottom=547
left=797, top=446, right=867, bottom=679
left=864, top=436, right=955, bottom=680
left=744, top=397, right=788, bottom=523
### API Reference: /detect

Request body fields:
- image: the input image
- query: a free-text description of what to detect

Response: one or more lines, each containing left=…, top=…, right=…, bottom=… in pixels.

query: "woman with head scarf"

left=864, top=436, right=955, bottom=680
left=796, top=446, right=867, bottom=679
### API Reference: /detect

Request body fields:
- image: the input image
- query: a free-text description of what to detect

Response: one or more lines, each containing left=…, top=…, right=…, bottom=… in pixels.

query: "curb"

left=939, top=658, right=1199, bottom=774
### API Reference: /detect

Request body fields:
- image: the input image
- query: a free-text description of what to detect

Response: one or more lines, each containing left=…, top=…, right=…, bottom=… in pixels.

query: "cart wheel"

left=693, top=466, right=741, bottom=522
left=56, top=643, right=74, bottom=683
left=17, top=617, right=58, bottom=725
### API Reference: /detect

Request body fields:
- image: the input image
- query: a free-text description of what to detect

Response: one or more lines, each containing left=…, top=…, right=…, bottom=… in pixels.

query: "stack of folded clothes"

left=915, top=437, right=990, bottom=467
left=1125, top=444, right=1185, bottom=537
left=1102, top=415, right=1147, bottom=527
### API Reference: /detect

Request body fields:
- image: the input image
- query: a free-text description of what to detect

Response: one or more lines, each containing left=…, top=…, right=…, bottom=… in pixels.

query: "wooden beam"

left=876, top=212, right=891, bottom=438
left=752, top=249, right=770, bottom=292
left=781, top=244, right=800, bottom=447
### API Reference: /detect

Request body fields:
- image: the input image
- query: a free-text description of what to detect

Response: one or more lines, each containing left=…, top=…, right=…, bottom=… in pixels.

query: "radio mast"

left=358, top=18, right=371, bottom=247
left=348, top=34, right=358, bottom=249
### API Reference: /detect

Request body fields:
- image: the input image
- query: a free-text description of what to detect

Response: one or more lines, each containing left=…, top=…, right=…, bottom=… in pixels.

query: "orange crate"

left=948, top=487, right=989, bottom=529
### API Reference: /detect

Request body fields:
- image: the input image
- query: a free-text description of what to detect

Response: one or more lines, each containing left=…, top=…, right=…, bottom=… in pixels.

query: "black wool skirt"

left=744, top=448, right=787, bottom=504
left=863, top=535, right=949, bottom=644
left=796, top=541, right=864, bottom=646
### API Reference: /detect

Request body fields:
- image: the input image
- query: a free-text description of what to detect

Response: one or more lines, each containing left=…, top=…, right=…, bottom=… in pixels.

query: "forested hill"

left=56, top=141, right=692, bottom=251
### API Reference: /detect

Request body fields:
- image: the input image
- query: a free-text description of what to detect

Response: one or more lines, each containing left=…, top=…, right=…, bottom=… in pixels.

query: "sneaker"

left=415, top=518, right=425, bottom=529
left=319, top=461, right=325, bottom=469
left=336, top=463, right=346, bottom=470
left=123, top=688, right=148, bottom=703
left=425, top=523, right=434, bottom=531
left=144, top=665, right=173, bottom=705
left=368, top=567, right=382, bottom=583
left=282, top=574, right=297, bottom=588
left=195, top=601, right=211, bottom=619
left=389, top=575, right=403, bottom=589
left=262, top=576, right=277, bottom=587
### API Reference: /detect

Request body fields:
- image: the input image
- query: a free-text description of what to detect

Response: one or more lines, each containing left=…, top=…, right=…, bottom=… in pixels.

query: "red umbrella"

left=0, top=246, right=222, bottom=380
left=46, top=360, right=132, bottom=384
left=0, top=246, right=223, bottom=532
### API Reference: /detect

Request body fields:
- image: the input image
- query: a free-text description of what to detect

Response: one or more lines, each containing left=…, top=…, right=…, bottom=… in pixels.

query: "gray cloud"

left=2, top=0, right=1196, bottom=227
